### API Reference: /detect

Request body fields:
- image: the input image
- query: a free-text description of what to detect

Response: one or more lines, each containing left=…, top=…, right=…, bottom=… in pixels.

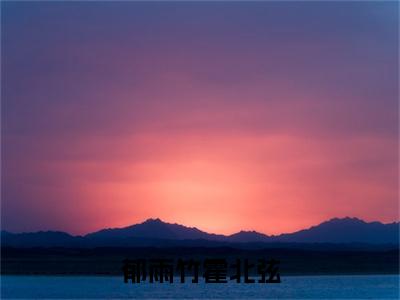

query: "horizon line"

left=2, top=216, right=399, bottom=237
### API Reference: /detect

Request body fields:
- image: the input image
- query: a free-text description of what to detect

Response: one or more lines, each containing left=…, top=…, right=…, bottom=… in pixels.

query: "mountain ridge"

left=2, top=217, right=399, bottom=247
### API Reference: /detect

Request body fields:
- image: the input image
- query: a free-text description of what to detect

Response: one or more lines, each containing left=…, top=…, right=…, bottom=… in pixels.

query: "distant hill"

left=227, top=230, right=271, bottom=243
left=1, top=217, right=398, bottom=248
left=0, top=231, right=82, bottom=248
left=275, top=217, right=399, bottom=244
left=85, top=218, right=225, bottom=241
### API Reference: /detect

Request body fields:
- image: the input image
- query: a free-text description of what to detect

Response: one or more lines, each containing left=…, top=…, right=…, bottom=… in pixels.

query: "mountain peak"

left=143, top=218, right=164, bottom=224
left=327, top=217, right=365, bottom=224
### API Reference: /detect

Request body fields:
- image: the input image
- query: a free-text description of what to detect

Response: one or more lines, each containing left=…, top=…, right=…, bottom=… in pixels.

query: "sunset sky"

left=2, top=2, right=398, bottom=235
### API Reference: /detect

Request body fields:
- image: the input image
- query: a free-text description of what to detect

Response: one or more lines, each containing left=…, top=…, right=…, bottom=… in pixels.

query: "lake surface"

left=1, top=275, right=399, bottom=299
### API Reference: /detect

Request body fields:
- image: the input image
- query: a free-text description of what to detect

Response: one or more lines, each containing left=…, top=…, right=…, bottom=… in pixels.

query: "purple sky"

left=1, top=1, right=398, bottom=235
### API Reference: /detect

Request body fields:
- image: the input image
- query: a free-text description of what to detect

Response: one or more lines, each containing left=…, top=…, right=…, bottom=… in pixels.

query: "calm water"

left=1, top=275, right=399, bottom=299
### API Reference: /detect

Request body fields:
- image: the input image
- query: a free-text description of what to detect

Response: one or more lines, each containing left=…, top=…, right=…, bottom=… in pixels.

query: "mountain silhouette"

left=1, top=217, right=398, bottom=248
left=0, top=231, right=80, bottom=248
left=85, top=218, right=225, bottom=241
left=226, top=230, right=271, bottom=243
left=275, top=217, right=399, bottom=244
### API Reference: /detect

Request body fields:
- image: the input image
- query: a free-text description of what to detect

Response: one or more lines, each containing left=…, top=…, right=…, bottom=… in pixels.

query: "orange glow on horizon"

left=49, top=132, right=398, bottom=236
